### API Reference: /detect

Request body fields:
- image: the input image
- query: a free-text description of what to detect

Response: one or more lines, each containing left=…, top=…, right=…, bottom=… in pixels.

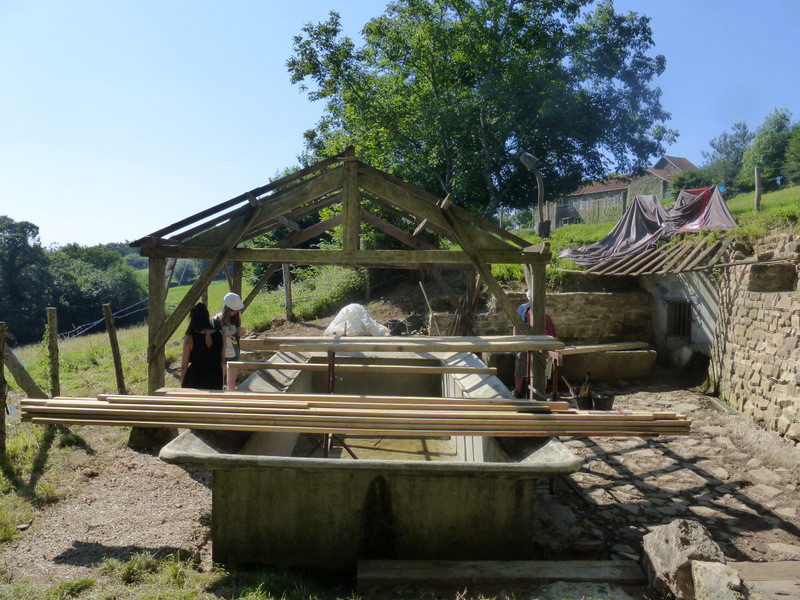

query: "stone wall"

left=430, top=290, right=653, bottom=345
left=710, top=234, right=800, bottom=443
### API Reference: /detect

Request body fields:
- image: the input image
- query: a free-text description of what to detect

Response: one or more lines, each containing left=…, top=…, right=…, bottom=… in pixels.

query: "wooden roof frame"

left=133, top=147, right=551, bottom=394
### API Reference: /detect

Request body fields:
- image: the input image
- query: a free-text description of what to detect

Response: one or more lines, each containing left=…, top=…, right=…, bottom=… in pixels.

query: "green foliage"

left=784, top=123, right=800, bottom=185
left=0, top=218, right=148, bottom=345
left=737, top=108, right=794, bottom=191
left=702, top=121, right=754, bottom=193
left=0, top=215, right=54, bottom=343
left=100, top=551, right=161, bottom=584
left=288, top=0, right=675, bottom=219
left=49, top=244, right=146, bottom=333
left=46, top=577, right=95, bottom=599
left=670, top=169, right=714, bottom=196
left=290, top=266, right=365, bottom=321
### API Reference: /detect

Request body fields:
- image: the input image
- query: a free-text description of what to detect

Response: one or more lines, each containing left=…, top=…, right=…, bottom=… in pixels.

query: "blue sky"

left=2, top=0, right=798, bottom=248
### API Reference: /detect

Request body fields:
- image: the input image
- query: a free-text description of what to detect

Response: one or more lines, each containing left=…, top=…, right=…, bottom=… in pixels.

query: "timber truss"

left=132, top=147, right=550, bottom=393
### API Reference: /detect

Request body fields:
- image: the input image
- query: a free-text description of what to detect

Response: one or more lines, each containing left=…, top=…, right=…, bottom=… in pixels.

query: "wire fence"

left=57, top=299, right=149, bottom=341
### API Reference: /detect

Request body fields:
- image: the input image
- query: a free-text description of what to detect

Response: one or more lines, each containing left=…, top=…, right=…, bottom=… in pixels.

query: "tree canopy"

left=0, top=216, right=146, bottom=344
left=737, top=108, right=793, bottom=191
left=287, top=0, right=675, bottom=219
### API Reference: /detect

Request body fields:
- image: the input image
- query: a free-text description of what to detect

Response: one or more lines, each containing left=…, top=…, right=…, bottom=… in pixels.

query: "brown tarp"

left=558, top=186, right=737, bottom=267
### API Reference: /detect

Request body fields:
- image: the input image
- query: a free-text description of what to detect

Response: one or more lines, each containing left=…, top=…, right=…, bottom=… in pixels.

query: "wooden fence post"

left=283, top=264, right=294, bottom=322
left=754, top=165, right=762, bottom=212
left=47, top=307, right=59, bottom=398
left=1, top=322, right=6, bottom=459
left=103, top=304, right=127, bottom=395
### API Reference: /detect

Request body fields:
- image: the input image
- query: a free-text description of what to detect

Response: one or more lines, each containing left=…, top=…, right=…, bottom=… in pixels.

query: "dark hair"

left=221, top=305, right=241, bottom=327
left=186, top=302, right=212, bottom=335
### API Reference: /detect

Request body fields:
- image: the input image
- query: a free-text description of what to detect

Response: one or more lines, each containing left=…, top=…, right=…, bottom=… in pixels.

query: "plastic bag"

left=323, top=304, right=390, bottom=337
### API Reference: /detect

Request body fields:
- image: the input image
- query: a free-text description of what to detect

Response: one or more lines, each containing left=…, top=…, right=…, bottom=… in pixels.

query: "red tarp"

left=558, top=186, right=737, bottom=268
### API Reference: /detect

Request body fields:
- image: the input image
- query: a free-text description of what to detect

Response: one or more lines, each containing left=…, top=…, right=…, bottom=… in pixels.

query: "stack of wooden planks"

left=20, top=390, right=691, bottom=438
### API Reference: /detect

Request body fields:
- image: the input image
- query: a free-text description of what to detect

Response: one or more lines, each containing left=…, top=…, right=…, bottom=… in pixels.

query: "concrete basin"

left=159, top=350, right=581, bottom=569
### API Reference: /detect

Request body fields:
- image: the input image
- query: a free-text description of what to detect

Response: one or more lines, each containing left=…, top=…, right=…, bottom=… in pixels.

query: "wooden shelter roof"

left=577, top=232, right=745, bottom=277
left=133, top=147, right=554, bottom=397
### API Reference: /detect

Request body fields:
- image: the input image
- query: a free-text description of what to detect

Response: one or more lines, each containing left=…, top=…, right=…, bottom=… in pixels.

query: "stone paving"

left=538, top=365, right=800, bottom=569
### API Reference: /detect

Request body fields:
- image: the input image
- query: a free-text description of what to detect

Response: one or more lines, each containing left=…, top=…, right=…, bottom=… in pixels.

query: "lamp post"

left=519, top=151, right=550, bottom=237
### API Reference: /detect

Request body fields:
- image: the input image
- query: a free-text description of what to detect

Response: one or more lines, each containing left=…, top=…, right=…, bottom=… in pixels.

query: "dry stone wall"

left=710, top=234, right=800, bottom=443
left=429, top=290, right=652, bottom=345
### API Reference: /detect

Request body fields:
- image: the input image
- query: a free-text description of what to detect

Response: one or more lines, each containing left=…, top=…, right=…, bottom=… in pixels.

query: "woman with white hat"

left=213, top=292, right=245, bottom=390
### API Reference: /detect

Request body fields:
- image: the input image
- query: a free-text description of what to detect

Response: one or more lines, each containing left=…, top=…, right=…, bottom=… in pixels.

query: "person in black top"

left=181, top=302, right=224, bottom=389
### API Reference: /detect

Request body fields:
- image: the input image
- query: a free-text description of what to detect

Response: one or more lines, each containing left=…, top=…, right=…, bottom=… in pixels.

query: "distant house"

left=551, top=156, right=699, bottom=229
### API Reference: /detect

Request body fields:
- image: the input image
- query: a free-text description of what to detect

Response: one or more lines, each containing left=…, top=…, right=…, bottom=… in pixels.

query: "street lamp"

left=518, top=150, right=550, bottom=237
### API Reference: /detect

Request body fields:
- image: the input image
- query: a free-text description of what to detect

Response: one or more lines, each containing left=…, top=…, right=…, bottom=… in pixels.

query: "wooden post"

left=754, top=165, right=761, bottom=212
left=283, top=264, right=294, bottom=322
left=362, top=239, right=371, bottom=302
left=47, top=307, right=59, bottom=398
left=102, top=304, right=127, bottom=395
left=0, top=322, right=6, bottom=459
left=232, top=261, right=243, bottom=297
left=342, top=146, right=360, bottom=251
left=147, top=257, right=167, bottom=395
left=132, top=255, right=176, bottom=450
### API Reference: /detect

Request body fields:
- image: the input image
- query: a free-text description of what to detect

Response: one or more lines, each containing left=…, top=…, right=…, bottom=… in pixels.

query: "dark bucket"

left=592, top=392, right=615, bottom=411
left=575, top=395, right=593, bottom=410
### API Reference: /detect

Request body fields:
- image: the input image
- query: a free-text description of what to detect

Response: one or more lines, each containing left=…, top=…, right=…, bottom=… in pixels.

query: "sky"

left=1, top=0, right=799, bottom=248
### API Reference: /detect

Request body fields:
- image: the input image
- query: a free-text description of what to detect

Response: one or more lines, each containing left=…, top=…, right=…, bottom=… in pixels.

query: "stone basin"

left=159, top=350, right=581, bottom=569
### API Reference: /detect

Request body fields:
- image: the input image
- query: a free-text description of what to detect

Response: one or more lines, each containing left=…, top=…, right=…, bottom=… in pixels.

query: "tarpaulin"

left=558, top=186, right=736, bottom=267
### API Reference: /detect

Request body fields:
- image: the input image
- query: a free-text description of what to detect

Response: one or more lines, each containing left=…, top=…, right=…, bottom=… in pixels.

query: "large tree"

left=0, top=216, right=54, bottom=343
left=737, top=108, right=793, bottom=191
left=288, top=0, right=675, bottom=218
left=702, top=122, right=753, bottom=192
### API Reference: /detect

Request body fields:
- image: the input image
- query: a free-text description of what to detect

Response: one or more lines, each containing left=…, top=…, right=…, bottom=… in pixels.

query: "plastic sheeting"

left=323, top=303, right=390, bottom=337
left=558, top=186, right=737, bottom=267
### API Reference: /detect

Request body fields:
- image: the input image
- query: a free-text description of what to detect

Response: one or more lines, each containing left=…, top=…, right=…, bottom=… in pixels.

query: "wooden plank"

left=357, top=559, right=647, bottom=588
left=227, top=361, right=498, bottom=375
left=25, top=415, right=689, bottom=438
left=552, top=342, right=651, bottom=357
left=151, top=389, right=571, bottom=410
left=264, top=337, right=563, bottom=353
left=657, top=236, right=700, bottom=273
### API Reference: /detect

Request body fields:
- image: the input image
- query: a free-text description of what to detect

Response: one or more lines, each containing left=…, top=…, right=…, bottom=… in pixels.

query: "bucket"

left=575, top=395, right=593, bottom=410
left=591, top=392, right=615, bottom=411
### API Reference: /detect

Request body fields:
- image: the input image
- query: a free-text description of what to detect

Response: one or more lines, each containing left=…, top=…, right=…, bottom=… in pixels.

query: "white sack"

left=323, top=303, right=390, bottom=337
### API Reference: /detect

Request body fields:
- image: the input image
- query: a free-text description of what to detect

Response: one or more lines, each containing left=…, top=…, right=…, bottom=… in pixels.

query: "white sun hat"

left=223, top=292, right=245, bottom=311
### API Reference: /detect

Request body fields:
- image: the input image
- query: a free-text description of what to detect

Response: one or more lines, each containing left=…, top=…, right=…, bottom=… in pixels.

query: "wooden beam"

left=227, top=361, right=498, bottom=375
left=130, top=154, right=345, bottom=246
left=275, top=215, right=301, bottom=231
left=341, top=146, right=360, bottom=251
left=443, top=212, right=530, bottom=335
left=162, top=168, right=343, bottom=251
left=141, top=246, right=542, bottom=268
left=360, top=209, right=436, bottom=250
left=150, top=208, right=260, bottom=357
left=242, top=263, right=280, bottom=309
left=2, top=343, right=49, bottom=399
